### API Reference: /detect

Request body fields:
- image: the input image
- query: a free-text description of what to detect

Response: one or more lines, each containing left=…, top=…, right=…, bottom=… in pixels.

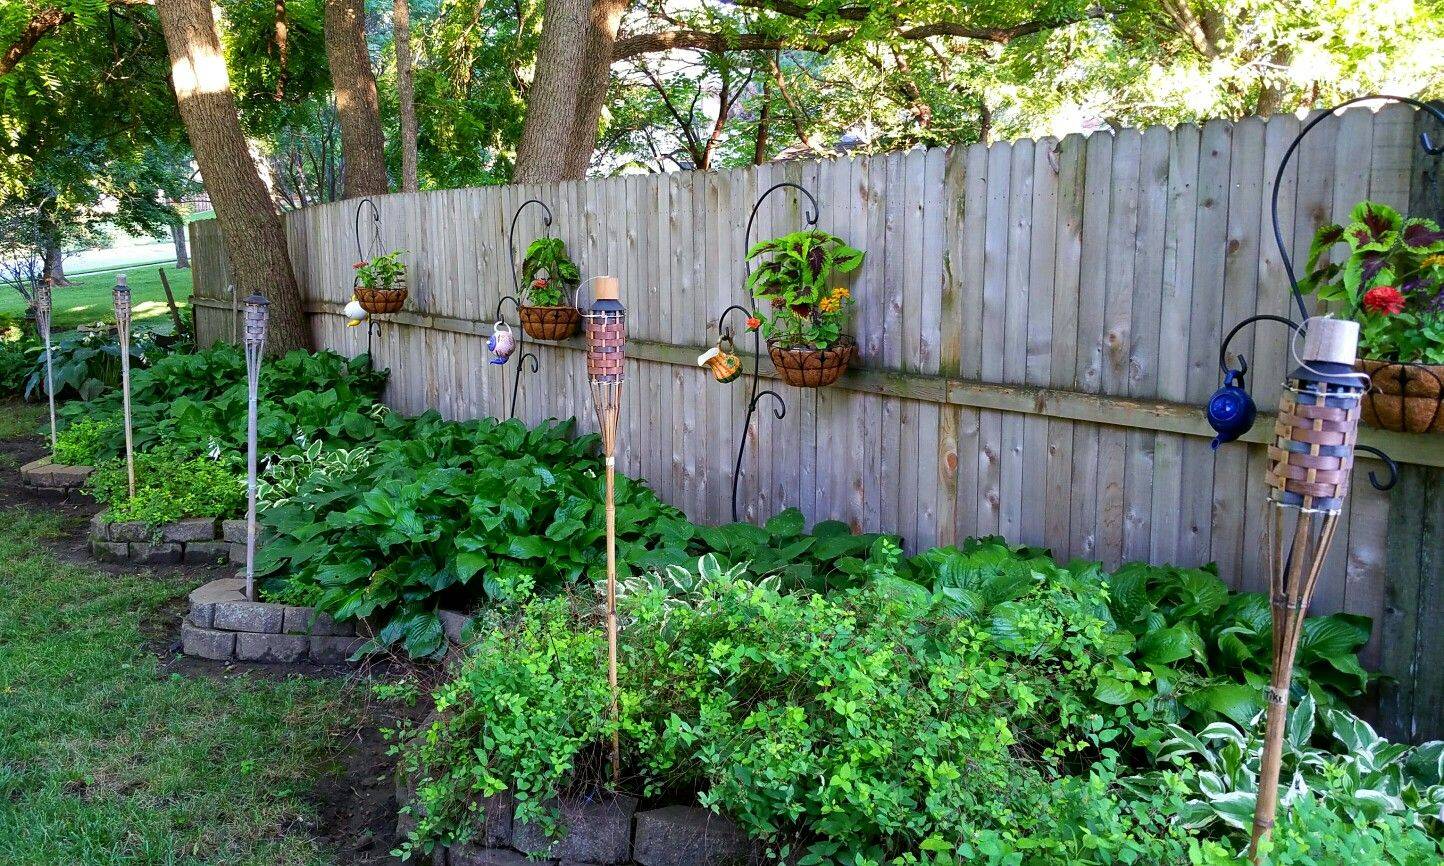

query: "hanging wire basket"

left=768, top=335, right=857, bottom=388
left=354, top=280, right=409, bottom=314
left=1357, top=359, right=1444, bottom=433
left=518, top=303, right=581, bottom=340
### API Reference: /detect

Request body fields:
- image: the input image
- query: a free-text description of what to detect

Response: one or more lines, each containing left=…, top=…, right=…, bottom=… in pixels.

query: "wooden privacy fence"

left=191, top=104, right=1443, bottom=741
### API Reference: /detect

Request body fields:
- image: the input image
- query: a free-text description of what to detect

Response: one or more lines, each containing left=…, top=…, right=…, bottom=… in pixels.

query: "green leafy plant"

left=257, top=435, right=374, bottom=509
left=87, top=448, right=244, bottom=526
left=520, top=237, right=581, bottom=306
left=1131, top=695, right=1444, bottom=857
left=24, top=324, right=158, bottom=401
left=0, top=319, right=33, bottom=397
left=745, top=229, right=863, bottom=349
left=354, top=250, right=409, bottom=290
left=53, top=416, right=119, bottom=465
left=1299, top=201, right=1444, bottom=363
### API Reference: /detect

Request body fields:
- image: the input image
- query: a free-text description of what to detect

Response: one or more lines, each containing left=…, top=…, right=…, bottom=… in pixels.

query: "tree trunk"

left=513, top=0, right=628, bottom=182
left=171, top=219, right=191, bottom=269
left=394, top=0, right=419, bottom=192
left=43, top=243, right=68, bottom=286
left=324, top=0, right=389, bottom=198
left=155, top=0, right=312, bottom=353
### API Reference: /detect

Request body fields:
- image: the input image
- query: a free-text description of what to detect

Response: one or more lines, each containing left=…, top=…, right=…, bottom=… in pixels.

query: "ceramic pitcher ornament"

left=697, top=334, right=743, bottom=383
left=344, top=299, right=369, bottom=327
left=489, top=321, right=516, bottom=365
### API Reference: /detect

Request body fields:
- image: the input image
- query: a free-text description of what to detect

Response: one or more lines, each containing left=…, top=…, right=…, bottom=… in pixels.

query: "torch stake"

left=242, top=294, right=270, bottom=602
left=114, top=276, right=136, bottom=497
left=34, top=279, right=56, bottom=455
left=584, top=276, right=625, bottom=786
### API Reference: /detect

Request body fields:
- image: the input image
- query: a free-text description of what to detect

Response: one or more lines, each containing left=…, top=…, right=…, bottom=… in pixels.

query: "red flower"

left=1363, top=285, right=1406, bottom=315
left=353, top=261, right=366, bottom=269
left=746, top=315, right=762, bottom=330
left=532, top=278, right=548, bottom=288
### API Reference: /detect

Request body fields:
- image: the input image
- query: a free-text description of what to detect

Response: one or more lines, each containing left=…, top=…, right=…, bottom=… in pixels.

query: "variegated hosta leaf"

left=1209, top=791, right=1257, bottom=830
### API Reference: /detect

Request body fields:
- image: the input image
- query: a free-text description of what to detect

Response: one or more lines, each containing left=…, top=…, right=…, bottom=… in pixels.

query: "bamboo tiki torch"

left=34, top=278, right=56, bottom=456
left=113, top=275, right=136, bottom=497
left=1249, top=318, right=1367, bottom=860
left=242, top=293, right=270, bottom=602
left=583, top=275, right=625, bottom=786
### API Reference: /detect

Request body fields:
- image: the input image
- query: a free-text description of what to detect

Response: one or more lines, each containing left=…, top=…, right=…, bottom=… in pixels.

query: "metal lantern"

left=34, top=279, right=56, bottom=455
left=242, top=293, right=270, bottom=602
left=583, top=275, right=625, bottom=785
left=113, top=274, right=136, bottom=497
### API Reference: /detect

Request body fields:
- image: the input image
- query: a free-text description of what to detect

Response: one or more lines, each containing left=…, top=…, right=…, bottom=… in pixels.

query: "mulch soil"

left=1, top=429, right=426, bottom=866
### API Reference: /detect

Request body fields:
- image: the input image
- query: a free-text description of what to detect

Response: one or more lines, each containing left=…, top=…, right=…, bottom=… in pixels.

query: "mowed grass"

left=0, top=266, right=192, bottom=333
left=0, top=400, right=45, bottom=442
left=0, top=508, right=354, bottom=865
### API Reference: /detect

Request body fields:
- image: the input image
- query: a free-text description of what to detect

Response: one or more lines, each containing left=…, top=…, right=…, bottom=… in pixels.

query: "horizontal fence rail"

left=190, top=104, right=1444, bottom=741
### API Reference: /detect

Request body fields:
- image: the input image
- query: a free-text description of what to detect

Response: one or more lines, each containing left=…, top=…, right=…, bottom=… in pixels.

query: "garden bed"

left=183, top=577, right=368, bottom=663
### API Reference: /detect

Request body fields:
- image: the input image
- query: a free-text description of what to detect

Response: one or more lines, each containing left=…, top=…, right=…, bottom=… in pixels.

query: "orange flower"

left=354, top=261, right=366, bottom=269
left=532, top=278, right=548, bottom=288
left=746, top=315, right=762, bottom=330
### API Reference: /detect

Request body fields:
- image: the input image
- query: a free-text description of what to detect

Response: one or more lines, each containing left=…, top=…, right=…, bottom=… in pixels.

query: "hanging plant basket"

left=354, top=280, right=408, bottom=315
left=1357, top=358, right=1444, bottom=434
left=519, top=304, right=581, bottom=341
left=768, top=335, right=855, bottom=388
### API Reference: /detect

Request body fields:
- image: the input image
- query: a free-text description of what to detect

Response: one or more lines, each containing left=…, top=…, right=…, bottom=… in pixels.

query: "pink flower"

left=1363, top=285, right=1406, bottom=315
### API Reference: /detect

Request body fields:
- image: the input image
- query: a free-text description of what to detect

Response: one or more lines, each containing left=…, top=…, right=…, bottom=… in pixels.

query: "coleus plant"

left=520, top=237, right=581, bottom=306
left=355, top=250, right=409, bottom=290
left=1299, top=202, right=1444, bottom=364
left=745, top=229, right=863, bottom=349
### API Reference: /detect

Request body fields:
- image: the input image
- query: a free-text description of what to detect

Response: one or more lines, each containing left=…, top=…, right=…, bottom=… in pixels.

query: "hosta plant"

left=1299, top=202, right=1444, bottom=363
left=1131, top=694, right=1444, bottom=843
left=745, top=229, right=863, bottom=349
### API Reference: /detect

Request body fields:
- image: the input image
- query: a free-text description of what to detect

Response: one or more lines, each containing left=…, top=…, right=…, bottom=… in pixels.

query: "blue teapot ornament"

left=1206, top=361, right=1257, bottom=450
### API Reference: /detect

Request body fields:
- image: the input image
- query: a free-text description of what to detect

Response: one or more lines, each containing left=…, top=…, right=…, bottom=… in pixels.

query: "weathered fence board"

left=190, top=105, right=1444, bottom=741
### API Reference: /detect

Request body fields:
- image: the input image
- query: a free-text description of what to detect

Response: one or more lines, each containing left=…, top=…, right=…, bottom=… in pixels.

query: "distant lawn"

left=0, top=266, right=192, bottom=334
left=0, top=507, right=354, bottom=865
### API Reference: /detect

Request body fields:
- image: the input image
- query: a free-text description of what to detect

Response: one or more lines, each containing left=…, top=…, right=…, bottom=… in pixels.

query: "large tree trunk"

left=42, top=244, right=68, bottom=286
left=513, top=0, right=628, bottom=182
left=171, top=219, right=191, bottom=269
left=394, top=0, right=419, bottom=192
left=324, top=0, right=389, bottom=198
left=155, top=0, right=312, bottom=353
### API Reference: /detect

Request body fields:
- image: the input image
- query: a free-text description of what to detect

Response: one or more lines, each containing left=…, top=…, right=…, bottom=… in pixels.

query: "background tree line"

left=3, top=0, right=1441, bottom=350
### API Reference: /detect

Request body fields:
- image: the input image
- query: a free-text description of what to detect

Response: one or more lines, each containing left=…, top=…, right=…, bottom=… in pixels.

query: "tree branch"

left=1, top=8, right=74, bottom=77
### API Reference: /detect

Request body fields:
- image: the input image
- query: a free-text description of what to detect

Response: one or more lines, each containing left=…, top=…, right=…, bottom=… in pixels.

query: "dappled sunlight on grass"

left=0, top=268, right=192, bottom=334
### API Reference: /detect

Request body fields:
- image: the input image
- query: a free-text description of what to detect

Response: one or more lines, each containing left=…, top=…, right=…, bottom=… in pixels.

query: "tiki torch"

left=242, top=293, right=270, bottom=602
left=1249, top=317, right=1367, bottom=859
left=34, top=278, right=56, bottom=455
left=583, top=275, right=625, bottom=785
left=113, top=274, right=136, bottom=497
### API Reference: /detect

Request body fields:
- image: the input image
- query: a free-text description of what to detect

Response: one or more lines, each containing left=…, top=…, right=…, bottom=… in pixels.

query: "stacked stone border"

left=399, top=780, right=760, bottom=866
left=21, top=458, right=92, bottom=492
left=182, top=577, right=369, bottom=663
left=87, top=512, right=243, bottom=565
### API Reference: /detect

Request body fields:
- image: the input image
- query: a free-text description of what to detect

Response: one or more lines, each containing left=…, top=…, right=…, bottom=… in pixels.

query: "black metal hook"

left=1354, top=445, right=1400, bottom=491
left=743, top=182, right=820, bottom=276
left=354, top=197, right=383, bottom=263
left=495, top=200, right=552, bottom=422
left=752, top=389, right=786, bottom=420
left=1218, top=314, right=1302, bottom=377
left=1271, top=95, right=1444, bottom=321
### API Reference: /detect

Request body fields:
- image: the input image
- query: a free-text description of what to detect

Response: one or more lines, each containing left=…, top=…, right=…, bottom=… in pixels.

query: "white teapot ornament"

left=488, top=321, right=516, bottom=365
left=344, top=299, right=369, bottom=327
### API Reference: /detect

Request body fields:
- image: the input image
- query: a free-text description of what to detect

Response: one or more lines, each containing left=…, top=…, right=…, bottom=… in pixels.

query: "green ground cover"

left=0, top=507, right=354, bottom=866
left=0, top=266, right=192, bottom=333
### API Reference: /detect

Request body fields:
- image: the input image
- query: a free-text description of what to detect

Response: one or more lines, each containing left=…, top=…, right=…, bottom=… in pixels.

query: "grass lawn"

left=0, top=507, right=356, bottom=865
left=0, top=266, right=193, bottom=334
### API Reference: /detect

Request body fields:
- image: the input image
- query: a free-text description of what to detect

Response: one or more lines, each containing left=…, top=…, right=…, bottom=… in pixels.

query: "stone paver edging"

left=182, top=578, right=367, bottom=663
left=21, top=458, right=92, bottom=492
left=88, top=511, right=239, bottom=566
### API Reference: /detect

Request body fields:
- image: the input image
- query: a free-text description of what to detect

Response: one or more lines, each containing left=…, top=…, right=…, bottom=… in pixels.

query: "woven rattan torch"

left=1249, top=318, right=1367, bottom=860
left=34, top=278, right=56, bottom=455
left=113, top=274, right=136, bottom=497
left=583, top=276, right=625, bottom=786
left=242, top=294, right=270, bottom=602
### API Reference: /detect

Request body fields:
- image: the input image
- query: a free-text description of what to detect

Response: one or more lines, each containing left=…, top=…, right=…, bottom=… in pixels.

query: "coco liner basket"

left=519, top=304, right=581, bottom=341
left=1357, top=358, right=1444, bottom=434
left=354, top=280, right=408, bottom=314
left=768, top=335, right=856, bottom=388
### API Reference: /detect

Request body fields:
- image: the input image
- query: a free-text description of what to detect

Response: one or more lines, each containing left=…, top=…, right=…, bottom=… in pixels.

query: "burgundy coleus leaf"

left=1317, top=224, right=1346, bottom=246
left=807, top=247, right=826, bottom=278
left=1360, top=252, right=1388, bottom=283
left=1403, top=220, right=1444, bottom=249
left=1360, top=205, right=1396, bottom=242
